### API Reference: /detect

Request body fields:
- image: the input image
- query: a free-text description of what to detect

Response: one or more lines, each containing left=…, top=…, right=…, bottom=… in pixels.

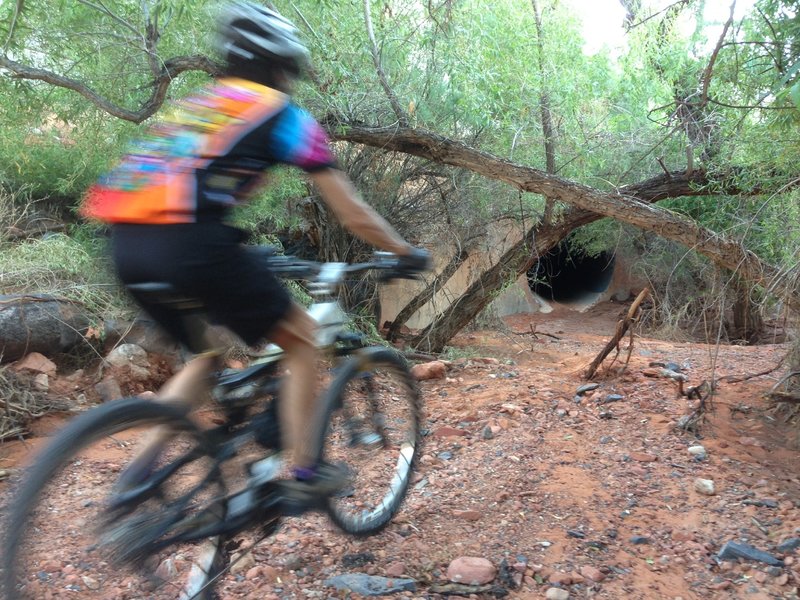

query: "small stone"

left=81, top=575, right=100, bottom=590
left=630, top=452, right=658, bottom=462
left=576, top=383, right=600, bottom=395
left=453, top=510, right=482, bottom=521
left=433, top=426, right=468, bottom=438
left=694, top=478, right=715, bottom=496
left=385, top=562, right=405, bottom=578
left=32, top=373, right=49, bottom=392
left=717, top=541, right=782, bottom=566
left=688, top=445, right=707, bottom=458
left=94, top=376, right=123, bottom=402
left=155, top=558, right=177, bottom=580
left=325, top=574, right=416, bottom=595
left=630, top=536, right=651, bottom=545
left=482, top=425, right=494, bottom=439
left=230, top=552, right=256, bottom=574
left=579, top=565, right=605, bottom=582
left=602, top=394, right=624, bottom=404
left=411, top=361, right=447, bottom=381
left=545, top=588, right=570, bottom=600
left=14, top=352, right=57, bottom=375
left=446, top=556, right=496, bottom=585
left=776, top=537, right=800, bottom=553
left=548, top=572, right=572, bottom=585
left=710, top=580, right=732, bottom=590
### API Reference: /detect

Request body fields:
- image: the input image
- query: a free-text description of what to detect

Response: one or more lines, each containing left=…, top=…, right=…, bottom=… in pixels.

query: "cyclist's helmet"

left=218, top=2, right=310, bottom=77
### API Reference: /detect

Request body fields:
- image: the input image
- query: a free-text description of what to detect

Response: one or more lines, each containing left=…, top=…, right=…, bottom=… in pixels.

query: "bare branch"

left=0, top=53, right=219, bottom=123
left=363, top=0, right=409, bottom=126
left=627, top=0, right=690, bottom=30
left=3, top=0, right=24, bottom=53
left=700, top=1, right=735, bottom=106
left=76, top=0, right=142, bottom=40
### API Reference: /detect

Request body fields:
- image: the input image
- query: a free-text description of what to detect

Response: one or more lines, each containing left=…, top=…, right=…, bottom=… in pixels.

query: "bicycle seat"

left=125, top=282, right=205, bottom=311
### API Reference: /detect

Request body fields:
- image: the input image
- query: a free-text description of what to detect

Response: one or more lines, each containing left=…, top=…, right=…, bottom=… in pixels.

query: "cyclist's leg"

left=269, top=303, right=318, bottom=467
left=269, top=304, right=348, bottom=508
left=117, top=352, right=219, bottom=488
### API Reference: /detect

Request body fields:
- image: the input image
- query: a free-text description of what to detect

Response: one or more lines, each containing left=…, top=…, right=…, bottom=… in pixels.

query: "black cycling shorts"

left=111, top=223, right=291, bottom=349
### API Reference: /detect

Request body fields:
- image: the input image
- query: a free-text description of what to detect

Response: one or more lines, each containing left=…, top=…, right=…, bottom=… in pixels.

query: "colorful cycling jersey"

left=82, top=78, right=337, bottom=224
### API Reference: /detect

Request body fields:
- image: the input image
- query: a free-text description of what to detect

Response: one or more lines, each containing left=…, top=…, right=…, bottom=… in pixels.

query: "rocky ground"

left=1, top=300, right=799, bottom=599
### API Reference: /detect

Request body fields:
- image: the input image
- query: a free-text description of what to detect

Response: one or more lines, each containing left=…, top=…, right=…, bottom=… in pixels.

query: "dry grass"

left=0, top=366, right=68, bottom=442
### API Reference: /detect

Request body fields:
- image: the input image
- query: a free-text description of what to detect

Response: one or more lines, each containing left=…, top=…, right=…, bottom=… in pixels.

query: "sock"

left=292, top=466, right=316, bottom=481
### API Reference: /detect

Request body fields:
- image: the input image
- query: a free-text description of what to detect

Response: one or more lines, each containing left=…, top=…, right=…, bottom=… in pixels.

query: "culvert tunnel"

left=528, top=242, right=615, bottom=307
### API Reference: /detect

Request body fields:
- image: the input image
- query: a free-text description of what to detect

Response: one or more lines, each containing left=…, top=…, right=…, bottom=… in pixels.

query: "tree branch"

left=326, top=122, right=800, bottom=313
left=3, top=0, right=24, bottom=53
left=700, top=1, right=736, bottom=106
left=363, top=0, right=409, bottom=126
left=0, top=54, right=220, bottom=123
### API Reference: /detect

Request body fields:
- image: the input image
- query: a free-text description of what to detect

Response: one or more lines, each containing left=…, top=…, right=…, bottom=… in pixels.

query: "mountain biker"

left=80, top=1, right=430, bottom=513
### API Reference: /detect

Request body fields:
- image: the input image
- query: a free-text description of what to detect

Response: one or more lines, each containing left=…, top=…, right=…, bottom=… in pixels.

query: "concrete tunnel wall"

left=379, top=222, right=638, bottom=329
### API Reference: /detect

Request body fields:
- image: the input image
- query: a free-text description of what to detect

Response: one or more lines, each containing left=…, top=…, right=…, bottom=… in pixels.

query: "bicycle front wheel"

left=1, top=397, right=227, bottom=600
left=318, top=347, right=422, bottom=536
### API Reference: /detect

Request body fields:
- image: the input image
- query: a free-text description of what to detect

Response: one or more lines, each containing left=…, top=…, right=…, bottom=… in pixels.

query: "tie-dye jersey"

left=82, top=78, right=337, bottom=224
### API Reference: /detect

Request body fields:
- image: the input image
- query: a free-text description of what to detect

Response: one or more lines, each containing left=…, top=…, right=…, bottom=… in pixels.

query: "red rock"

left=411, top=361, right=447, bottom=380
left=671, top=531, right=695, bottom=542
left=630, top=452, right=658, bottom=462
left=454, top=510, right=482, bottom=521
left=710, top=580, right=732, bottom=590
left=446, top=556, right=496, bottom=585
left=261, top=565, right=279, bottom=582
left=470, top=357, right=500, bottom=365
left=385, top=562, right=405, bottom=577
left=548, top=572, right=573, bottom=585
left=14, top=352, right=57, bottom=375
left=433, top=426, right=468, bottom=438
left=580, top=565, right=606, bottom=582
left=738, top=437, right=764, bottom=448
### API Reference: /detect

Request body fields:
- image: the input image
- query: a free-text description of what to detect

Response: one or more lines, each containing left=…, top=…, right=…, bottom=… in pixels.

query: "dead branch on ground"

left=584, top=287, right=649, bottom=380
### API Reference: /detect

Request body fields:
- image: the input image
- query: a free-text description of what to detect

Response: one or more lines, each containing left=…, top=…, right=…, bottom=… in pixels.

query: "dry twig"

left=584, top=287, right=649, bottom=380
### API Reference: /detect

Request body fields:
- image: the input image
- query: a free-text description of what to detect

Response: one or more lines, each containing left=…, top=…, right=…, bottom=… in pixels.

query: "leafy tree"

left=2, top=0, right=800, bottom=350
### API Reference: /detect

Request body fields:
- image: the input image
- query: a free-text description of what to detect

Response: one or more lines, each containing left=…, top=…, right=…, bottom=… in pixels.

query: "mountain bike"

left=1, top=251, right=423, bottom=600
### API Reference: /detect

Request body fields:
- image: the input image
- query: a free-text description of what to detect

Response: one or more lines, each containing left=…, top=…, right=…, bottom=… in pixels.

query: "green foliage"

left=0, top=229, right=126, bottom=321
left=233, top=167, right=308, bottom=235
left=3, top=0, right=800, bottom=343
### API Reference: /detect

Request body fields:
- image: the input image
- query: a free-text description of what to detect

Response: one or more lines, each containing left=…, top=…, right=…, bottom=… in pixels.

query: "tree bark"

left=385, top=248, right=468, bottom=341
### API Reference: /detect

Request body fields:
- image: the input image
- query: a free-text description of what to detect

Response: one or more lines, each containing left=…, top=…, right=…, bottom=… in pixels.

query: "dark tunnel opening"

left=528, top=241, right=615, bottom=303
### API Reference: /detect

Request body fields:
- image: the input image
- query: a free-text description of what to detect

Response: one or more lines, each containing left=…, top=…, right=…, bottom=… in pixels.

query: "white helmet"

left=218, top=2, right=309, bottom=74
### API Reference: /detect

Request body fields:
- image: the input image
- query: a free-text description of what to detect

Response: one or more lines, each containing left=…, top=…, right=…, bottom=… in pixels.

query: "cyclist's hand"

left=396, top=247, right=432, bottom=274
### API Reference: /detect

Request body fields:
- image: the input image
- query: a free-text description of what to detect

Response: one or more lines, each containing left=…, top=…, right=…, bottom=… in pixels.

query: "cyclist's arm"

left=309, top=168, right=413, bottom=256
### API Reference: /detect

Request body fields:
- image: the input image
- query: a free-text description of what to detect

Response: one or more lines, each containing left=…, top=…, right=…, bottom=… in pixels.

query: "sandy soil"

left=1, top=300, right=799, bottom=599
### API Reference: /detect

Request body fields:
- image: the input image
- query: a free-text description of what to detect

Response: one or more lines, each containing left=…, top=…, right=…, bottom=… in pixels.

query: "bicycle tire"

left=317, top=346, right=422, bottom=536
left=1, top=397, right=227, bottom=600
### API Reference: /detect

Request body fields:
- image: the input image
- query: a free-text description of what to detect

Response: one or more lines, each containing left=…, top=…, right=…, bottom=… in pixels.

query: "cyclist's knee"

left=271, top=304, right=315, bottom=350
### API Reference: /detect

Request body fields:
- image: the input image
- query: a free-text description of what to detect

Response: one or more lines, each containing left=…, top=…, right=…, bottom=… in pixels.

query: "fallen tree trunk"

left=0, top=295, right=91, bottom=362
left=329, top=124, right=800, bottom=351
left=410, top=207, right=597, bottom=352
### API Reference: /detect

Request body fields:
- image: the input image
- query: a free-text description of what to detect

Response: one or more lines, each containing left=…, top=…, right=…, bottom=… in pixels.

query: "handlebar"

left=254, top=248, right=427, bottom=283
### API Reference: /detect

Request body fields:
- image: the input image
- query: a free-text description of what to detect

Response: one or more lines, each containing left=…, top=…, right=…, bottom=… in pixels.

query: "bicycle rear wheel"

left=1, top=398, right=227, bottom=600
left=318, top=347, right=422, bottom=535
